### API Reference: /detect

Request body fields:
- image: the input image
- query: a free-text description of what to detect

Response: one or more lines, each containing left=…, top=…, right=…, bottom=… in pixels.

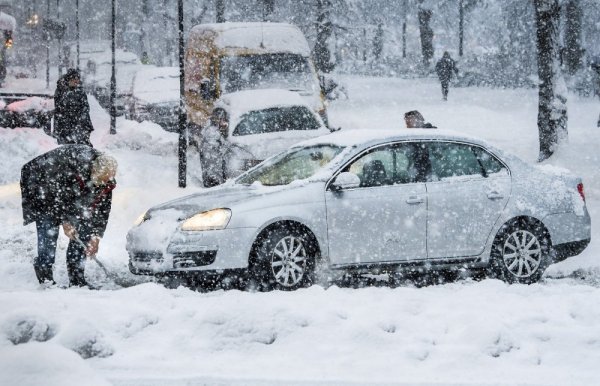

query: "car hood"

left=146, top=183, right=293, bottom=220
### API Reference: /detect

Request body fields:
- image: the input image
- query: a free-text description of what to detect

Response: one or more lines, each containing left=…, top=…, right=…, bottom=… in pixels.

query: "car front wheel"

left=490, top=220, right=552, bottom=284
left=249, top=227, right=316, bottom=291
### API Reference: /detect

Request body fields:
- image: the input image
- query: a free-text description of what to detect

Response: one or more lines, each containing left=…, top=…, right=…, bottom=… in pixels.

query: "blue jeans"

left=35, top=217, right=89, bottom=286
left=35, top=217, right=59, bottom=269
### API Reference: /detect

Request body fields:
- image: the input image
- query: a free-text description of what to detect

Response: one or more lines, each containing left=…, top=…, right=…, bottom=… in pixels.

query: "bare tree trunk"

left=417, top=2, right=434, bottom=67
left=402, top=0, right=407, bottom=58
left=262, top=0, right=275, bottom=22
left=216, top=0, right=226, bottom=23
left=563, top=0, right=583, bottom=75
left=313, top=0, right=334, bottom=73
left=534, top=0, right=568, bottom=161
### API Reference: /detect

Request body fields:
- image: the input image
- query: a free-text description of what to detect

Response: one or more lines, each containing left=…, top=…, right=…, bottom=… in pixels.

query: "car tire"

left=248, top=226, right=316, bottom=291
left=489, top=219, right=553, bottom=284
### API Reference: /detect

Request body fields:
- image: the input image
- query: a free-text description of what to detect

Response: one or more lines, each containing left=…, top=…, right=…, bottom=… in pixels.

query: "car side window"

left=473, top=147, right=508, bottom=177
left=344, top=143, right=423, bottom=188
left=427, top=142, right=484, bottom=181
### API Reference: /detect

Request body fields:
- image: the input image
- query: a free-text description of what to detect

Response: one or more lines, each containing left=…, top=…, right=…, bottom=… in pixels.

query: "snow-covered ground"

left=1, top=76, right=599, bottom=385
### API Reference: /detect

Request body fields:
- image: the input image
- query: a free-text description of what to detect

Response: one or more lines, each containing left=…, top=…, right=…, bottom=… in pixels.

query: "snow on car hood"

left=146, top=183, right=295, bottom=220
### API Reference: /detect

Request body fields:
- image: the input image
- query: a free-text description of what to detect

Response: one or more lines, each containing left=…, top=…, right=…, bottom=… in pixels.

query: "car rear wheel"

left=490, top=220, right=552, bottom=284
left=249, top=227, right=316, bottom=291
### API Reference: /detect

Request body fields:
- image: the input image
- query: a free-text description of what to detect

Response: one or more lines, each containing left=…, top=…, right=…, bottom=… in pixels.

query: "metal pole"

left=459, top=0, right=464, bottom=56
left=110, top=0, right=116, bottom=134
left=46, top=0, right=50, bottom=89
left=178, top=0, right=187, bottom=188
left=76, top=0, right=80, bottom=69
left=57, top=0, right=62, bottom=76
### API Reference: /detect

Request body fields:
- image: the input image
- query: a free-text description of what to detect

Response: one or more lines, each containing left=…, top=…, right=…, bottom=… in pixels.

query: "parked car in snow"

left=126, top=66, right=180, bottom=131
left=127, top=129, right=591, bottom=290
left=0, top=95, right=53, bottom=129
left=184, top=22, right=327, bottom=132
left=197, top=89, right=330, bottom=187
left=82, top=49, right=146, bottom=115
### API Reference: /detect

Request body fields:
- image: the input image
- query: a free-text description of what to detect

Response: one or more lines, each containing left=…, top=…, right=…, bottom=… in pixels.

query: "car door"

left=424, top=141, right=511, bottom=259
left=325, top=142, right=428, bottom=266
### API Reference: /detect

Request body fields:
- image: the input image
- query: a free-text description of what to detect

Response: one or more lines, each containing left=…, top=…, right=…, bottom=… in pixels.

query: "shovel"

left=73, top=236, right=129, bottom=287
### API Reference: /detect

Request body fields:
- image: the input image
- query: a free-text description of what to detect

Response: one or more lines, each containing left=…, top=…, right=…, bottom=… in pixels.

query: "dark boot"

left=34, top=265, right=55, bottom=284
left=67, top=263, right=87, bottom=287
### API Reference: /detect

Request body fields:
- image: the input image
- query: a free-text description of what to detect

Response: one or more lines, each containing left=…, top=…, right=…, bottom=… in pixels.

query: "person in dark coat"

left=404, top=110, right=437, bottom=128
left=21, top=145, right=117, bottom=286
left=435, top=51, right=459, bottom=101
left=53, top=68, right=95, bottom=146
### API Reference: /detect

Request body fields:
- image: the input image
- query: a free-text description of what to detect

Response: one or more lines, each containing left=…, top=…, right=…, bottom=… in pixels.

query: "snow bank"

left=0, top=343, right=112, bottom=386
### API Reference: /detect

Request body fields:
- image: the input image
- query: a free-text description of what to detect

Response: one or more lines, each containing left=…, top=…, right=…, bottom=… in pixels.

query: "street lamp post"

left=110, top=0, right=116, bottom=134
left=178, top=0, right=187, bottom=187
left=76, top=0, right=80, bottom=69
left=45, top=0, right=50, bottom=89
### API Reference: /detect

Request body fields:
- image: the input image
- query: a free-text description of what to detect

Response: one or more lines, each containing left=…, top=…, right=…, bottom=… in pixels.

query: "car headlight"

left=181, top=208, right=231, bottom=231
left=133, top=210, right=150, bottom=226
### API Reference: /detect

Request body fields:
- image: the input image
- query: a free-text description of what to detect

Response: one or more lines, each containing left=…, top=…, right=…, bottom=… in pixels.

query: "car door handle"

left=406, top=196, right=425, bottom=205
left=487, top=191, right=504, bottom=200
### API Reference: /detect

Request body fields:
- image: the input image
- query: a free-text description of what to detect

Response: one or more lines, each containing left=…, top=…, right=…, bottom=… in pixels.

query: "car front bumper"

left=127, top=226, right=258, bottom=275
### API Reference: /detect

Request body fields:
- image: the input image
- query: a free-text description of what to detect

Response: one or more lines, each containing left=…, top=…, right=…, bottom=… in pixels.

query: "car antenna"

left=260, top=22, right=265, bottom=49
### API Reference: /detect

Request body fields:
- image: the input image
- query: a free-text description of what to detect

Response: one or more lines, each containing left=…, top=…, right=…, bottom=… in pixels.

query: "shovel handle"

left=73, top=237, right=110, bottom=276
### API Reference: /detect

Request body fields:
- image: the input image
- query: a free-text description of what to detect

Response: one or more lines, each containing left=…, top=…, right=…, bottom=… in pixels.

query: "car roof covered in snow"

left=188, top=22, right=310, bottom=56
left=0, top=12, right=16, bottom=31
left=215, top=89, right=314, bottom=122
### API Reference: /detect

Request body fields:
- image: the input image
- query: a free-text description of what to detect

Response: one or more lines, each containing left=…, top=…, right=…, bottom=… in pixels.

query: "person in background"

left=20, top=145, right=117, bottom=287
left=435, top=51, right=459, bottom=101
left=53, top=68, right=94, bottom=146
left=404, top=110, right=437, bottom=128
left=199, top=108, right=232, bottom=187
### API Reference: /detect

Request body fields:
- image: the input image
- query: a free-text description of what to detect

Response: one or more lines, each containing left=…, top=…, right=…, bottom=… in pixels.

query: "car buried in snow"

left=127, top=129, right=591, bottom=289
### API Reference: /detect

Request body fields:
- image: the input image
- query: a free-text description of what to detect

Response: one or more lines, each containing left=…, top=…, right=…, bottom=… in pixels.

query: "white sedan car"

left=127, top=129, right=591, bottom=289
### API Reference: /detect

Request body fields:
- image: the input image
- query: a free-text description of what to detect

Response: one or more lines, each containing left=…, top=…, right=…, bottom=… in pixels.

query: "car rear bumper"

left=553, top=238, right=591, bottom=263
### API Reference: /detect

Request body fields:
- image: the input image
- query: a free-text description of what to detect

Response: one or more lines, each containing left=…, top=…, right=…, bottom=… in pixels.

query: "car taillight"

left=577, top=183, right=585, bottom=202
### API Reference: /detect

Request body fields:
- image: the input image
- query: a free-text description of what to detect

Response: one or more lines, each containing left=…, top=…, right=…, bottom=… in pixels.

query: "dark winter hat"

left=64, top=68, right=81, bottom=82
left=404, top=110, right=425, bottom=122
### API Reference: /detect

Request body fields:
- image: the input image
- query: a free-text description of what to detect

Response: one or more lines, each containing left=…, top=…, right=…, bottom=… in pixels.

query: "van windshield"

left=220, top=53, right=316, bottom=94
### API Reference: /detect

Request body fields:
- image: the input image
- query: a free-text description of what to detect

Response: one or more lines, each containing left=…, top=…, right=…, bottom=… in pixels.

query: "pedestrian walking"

left=20, top=145, right=117, bottom=287
left=53, top=68, right=95, bottom=146
left=404, top=110, right=437, bottom=128
left=435, top=51, right=459, bottom=101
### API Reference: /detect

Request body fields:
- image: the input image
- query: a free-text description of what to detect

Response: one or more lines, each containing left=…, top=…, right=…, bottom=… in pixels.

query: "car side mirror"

left=330, top=172, right=360, bottom=191
left=199, top=79, right=215, bottom=100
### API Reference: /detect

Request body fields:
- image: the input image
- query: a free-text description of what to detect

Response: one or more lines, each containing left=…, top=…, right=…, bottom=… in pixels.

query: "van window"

left=233, top=106, right=321, bottom=136
left=220, top=53, right=315, bottom=94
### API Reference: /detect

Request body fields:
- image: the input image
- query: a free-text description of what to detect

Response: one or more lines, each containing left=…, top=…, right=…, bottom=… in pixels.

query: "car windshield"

left=220, top=53, right=316, bottom=94
left=233, top=106, right=321, bottom=136
left=236, top=145, right=344, bottom=186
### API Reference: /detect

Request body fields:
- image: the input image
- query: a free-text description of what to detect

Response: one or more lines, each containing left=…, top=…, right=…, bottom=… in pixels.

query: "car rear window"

left=233, top=106, right=321, bottom=136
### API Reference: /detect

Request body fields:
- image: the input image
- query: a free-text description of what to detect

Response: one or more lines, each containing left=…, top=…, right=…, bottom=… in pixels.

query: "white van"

left=184, top=22, right=327, bottom=134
